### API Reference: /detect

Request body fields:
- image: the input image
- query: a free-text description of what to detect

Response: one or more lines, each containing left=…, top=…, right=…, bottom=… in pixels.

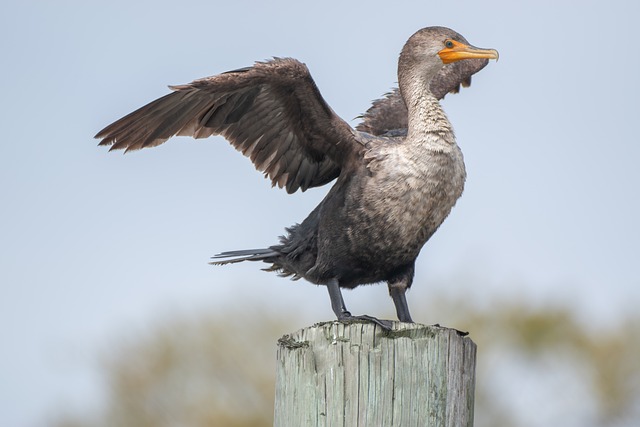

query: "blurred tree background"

left=54, top=290, right=640, bottom=427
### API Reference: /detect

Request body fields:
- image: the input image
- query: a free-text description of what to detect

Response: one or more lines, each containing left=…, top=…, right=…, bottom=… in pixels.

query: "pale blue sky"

left=2, top=1, right=639, bottom=425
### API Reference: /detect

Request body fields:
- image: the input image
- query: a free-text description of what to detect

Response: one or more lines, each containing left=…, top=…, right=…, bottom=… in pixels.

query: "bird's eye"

left=444, top=40, right=454, bottom=49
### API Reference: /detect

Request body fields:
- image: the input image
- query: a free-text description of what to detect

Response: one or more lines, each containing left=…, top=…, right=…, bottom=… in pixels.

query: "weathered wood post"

left=274, top=321, right=476, bottom=427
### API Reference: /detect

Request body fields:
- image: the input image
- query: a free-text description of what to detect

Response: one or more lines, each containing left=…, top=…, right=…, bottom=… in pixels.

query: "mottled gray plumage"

left=95, top=26, right=497, bottom=327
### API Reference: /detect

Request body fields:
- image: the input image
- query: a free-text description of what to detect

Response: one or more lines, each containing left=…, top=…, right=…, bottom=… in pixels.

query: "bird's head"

left=399, top=26, right=498, bottom=91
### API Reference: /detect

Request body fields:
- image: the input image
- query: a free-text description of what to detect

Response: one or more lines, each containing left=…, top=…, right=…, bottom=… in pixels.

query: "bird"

left=95, top=26, right=498, bottom=329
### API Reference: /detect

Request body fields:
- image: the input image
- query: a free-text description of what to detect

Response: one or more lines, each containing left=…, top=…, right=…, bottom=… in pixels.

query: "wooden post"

left=274, top=321, right=476, bottom=427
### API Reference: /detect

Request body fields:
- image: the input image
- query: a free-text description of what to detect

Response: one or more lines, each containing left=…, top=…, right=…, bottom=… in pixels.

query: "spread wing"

left=95, top=58, right=361, bottom=193
left=356, top=58, right=489, bottom=136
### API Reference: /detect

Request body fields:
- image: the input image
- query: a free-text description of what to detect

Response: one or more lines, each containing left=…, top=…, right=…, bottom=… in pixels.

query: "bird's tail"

left=209, top=248, right=279, bottom=265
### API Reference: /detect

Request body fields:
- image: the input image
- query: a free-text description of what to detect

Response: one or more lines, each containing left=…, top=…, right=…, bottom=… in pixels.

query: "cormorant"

left=95, top=26, right=498, bottom=329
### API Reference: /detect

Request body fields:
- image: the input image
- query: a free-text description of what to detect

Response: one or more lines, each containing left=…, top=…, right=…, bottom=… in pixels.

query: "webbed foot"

left=337, top=312, right=394, bottom=330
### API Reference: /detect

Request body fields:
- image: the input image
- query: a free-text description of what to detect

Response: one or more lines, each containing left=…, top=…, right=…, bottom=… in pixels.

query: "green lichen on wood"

left=277, top=334, right=309, bottom=349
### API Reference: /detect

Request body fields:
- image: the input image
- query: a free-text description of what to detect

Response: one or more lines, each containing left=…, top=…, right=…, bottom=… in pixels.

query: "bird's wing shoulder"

left=95, top=58, right=361, bottom=193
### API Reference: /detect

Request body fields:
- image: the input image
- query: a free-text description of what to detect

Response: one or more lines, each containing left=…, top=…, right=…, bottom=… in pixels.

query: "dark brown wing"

left=95, top=58, right=361, bottom=193
left=430, top=57, right=489, bottom=99
left=355, top=58, right=489, bottom=136
left=354, top=88, right=407, bottom=136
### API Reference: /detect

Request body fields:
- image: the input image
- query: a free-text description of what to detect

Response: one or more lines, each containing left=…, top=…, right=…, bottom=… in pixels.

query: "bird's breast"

left=346, top=139, right=466, bottom=265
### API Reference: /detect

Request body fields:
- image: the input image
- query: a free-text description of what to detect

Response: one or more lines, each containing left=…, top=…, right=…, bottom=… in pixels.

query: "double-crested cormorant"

left=95, top=27, right=498, bottom=328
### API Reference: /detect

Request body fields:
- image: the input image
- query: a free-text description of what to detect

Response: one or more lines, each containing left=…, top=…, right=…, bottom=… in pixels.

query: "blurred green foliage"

left=55, top=297, right=639, bottom=427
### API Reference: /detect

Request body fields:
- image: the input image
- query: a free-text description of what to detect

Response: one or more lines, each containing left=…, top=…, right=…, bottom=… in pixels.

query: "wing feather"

left=96, top=58, right=357, bottom=193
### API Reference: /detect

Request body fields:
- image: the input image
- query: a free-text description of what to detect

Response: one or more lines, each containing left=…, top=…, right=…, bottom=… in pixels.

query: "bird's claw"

left=338, top=313, right=394, bottom=331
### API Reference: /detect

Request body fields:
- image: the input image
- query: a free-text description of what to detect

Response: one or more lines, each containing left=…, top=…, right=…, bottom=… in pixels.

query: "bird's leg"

left=388, top=285, right=413, bottom=323
left=326, top=278, right=393, bottom=330
left=326, top=277, right=351, bottom=318
left=387, top=263, right=415, bottom=323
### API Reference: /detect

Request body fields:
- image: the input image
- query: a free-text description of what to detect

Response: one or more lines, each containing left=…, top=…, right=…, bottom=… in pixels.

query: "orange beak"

left=438, top=40, right=499, bottom=64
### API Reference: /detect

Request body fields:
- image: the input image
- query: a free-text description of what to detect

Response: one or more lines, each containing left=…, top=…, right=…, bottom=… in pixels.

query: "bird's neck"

left=403, top=80, right=454, bottom=142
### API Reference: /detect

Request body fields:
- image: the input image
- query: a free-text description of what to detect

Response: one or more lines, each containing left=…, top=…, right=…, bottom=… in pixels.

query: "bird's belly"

left=344, top=153, right=465, bottom=270
left=351, top=192, right=451, bottom=262
left=307, top=147, right=465, bottom=286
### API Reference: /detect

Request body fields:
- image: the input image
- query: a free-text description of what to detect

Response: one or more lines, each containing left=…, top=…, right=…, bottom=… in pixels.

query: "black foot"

left=337, top=313, right=394, bottom=330
left=326, top=278, right=394, bottom=331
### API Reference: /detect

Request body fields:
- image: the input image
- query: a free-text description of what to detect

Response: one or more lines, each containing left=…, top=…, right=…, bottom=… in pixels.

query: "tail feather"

left=210, top=248, right=279, bottom=265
